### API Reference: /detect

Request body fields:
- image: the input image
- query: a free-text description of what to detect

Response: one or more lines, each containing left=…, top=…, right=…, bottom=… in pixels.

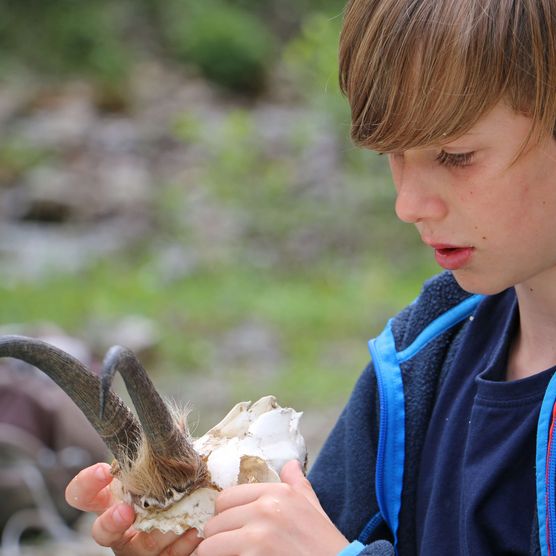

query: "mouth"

left=428, top=243, right=474, bottom=271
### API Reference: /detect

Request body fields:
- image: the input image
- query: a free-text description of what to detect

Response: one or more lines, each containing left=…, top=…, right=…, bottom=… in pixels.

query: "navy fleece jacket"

left=308, top=272, right=543, bottom=555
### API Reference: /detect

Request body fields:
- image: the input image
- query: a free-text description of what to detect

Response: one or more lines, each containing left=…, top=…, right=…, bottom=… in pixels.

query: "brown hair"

left=339, top=0, right=556, bottom=153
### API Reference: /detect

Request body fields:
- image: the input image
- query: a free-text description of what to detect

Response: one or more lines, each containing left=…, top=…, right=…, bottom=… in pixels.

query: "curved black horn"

left=0, top=335, right=142, bottom=464
left=102, top=346, right=195, bottom=460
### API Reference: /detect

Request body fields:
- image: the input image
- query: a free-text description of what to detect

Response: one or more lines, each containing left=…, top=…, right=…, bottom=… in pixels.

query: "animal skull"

left=0, top=336, right=306, bottom=536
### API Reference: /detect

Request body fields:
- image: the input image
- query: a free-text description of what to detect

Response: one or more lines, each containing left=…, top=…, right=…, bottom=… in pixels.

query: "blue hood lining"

left=365, top=294, right=484, bottom=553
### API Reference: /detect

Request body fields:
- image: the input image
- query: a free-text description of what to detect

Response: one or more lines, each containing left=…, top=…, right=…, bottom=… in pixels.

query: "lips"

left=428, top=243, right=474, bottom=271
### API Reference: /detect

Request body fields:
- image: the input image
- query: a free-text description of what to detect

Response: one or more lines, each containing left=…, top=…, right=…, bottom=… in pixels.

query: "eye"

left=436, top=150, right=474, bottom=168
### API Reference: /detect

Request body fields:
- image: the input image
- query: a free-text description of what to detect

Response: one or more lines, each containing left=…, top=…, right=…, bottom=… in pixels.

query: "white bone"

left=115, top=396, right=306, bottom=536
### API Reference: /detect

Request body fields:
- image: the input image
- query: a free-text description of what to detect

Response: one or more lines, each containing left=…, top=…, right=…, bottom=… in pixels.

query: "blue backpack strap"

left=535, top=372, right=556, bottom=556
left=364, top=294, right=485, bottom=552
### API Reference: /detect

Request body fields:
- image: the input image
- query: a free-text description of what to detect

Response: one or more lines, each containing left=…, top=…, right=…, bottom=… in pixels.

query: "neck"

left=507, top=277, right=556, bottom=381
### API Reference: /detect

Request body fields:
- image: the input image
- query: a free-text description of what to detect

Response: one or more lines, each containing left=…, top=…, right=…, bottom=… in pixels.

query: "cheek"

left=487, top=178, right=551, bottom=244
left=455, top=175, right=525, bottom=239
left=512, top=170, right=556, bottom=223
left=508, top=181, right=532, bottom=224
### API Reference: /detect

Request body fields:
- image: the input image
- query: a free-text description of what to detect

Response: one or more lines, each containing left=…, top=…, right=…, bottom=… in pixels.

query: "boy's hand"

left=198, top=460, right=349, bottom=556
left=65, top=463, right=202, bottom=556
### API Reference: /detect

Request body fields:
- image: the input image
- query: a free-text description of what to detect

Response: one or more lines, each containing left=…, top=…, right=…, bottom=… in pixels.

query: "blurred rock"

left=152, top=242, right=199, bottom=284
left=15, top=83, right=97, bottom=151
left=84, top=315, right=160, bottom=361
left=3, top=165, right=92, bottom=222
left=217, top=320, right=283, bottom=377
left=0, top=57, right=352, bottom=283
left=0, top=323, right=92, bottom=365
left=0, top=218, right=149, bottom=284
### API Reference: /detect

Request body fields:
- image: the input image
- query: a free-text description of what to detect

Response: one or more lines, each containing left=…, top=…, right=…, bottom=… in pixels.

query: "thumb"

left=280, top=459, right=305, bottom=484
left=280, top=460, right=322, bottom=509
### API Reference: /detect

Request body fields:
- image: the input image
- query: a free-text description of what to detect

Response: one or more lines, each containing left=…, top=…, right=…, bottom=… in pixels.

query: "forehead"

left=442, top=103, right=533, bottom=144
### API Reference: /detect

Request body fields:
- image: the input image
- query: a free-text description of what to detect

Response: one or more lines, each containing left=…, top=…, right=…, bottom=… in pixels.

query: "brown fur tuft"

left=112, top=404, right=209, bottom=503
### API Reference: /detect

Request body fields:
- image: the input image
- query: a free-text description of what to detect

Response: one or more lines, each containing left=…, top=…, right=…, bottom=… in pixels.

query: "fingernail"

left=95, top=464, right=108, bottom=481
left=113, top=504, right=130, bottom=525
left=291, top=459, right=303, bottom=472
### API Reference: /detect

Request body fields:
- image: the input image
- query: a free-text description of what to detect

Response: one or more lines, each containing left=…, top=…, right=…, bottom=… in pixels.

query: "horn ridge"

left=101, top=346, right=195, bottom=460
left=0, top=335, right=142, bottom=464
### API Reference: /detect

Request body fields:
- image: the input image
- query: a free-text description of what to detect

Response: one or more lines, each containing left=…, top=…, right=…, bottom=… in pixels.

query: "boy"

left=65, top=0, right=556, bottom=554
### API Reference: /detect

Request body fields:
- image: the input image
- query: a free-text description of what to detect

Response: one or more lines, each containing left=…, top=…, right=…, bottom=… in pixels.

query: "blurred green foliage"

left=0, top=0, right=344, bottom=94
left=0, top=0, right=131, bottom=82
left=284, top=12, right=344, bottom=109
left=0, top=139, right=53, bottom=184
left=159, top=0, right=276, bottom=94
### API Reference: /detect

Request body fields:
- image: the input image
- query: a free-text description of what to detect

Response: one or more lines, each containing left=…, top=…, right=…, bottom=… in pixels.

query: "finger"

left=161, top=528, right=202, bottom=556
left=204, top=503, right=252, bottom=537
left=111, top=529, right=181, bottom=556
left=195, top=530, right=245, bottom=556
left=279, top=459, right=305, bottom=483
left=199, top=525, right=293, bottom=556
left=93, top=504, right=184, bottom=556
left=111, top=529, right=183, bottom=556
left=91, top=502, right=136, bottom=548
left=214, top=462, right=321, bottom=515
left=279, top=460, right=321, bottom=507
left=65, top=463, right=115, bottom=512
left=215, top=482, right=279, bottom=514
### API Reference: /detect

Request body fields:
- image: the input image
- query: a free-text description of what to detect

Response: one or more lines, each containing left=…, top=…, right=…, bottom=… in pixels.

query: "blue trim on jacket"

left=367, top=322, right=405, bottom=550
left=366, top=294, right=484, bottom=553
left=536, top=372, right=556, bottom=556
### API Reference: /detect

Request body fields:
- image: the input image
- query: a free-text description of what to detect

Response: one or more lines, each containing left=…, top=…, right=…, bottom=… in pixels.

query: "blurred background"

left=0, top=0, right=436, bottom=553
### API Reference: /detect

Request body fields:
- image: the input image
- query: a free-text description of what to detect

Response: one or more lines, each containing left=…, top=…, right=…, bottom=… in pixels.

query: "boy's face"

left=387, top=101, right=556, bottom=295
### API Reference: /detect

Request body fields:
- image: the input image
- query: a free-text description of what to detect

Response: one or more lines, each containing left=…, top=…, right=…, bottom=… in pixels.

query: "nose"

left=391, top=157, right=447, bottom=224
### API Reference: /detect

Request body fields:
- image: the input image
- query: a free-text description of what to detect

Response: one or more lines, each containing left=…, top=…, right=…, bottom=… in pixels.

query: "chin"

left=450, top=269, right=510, bottom=297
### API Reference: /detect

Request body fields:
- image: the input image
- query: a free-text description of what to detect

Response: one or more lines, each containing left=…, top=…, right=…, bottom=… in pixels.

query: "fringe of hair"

left=339, top=0, right=556, bottom=154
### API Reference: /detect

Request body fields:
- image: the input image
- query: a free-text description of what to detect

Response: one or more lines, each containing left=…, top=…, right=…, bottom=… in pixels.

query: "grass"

left=0, top=248, right=436, bottom=407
